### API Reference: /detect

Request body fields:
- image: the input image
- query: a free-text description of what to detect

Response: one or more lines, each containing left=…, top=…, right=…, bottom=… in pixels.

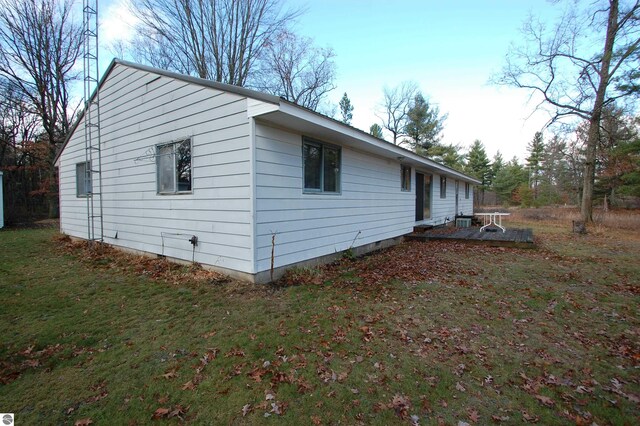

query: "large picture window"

left=76, top=161, right=91, bottom=197
left=157, top=138, right=192, bottom=194
left=401, top=165, right=411, bottom=191
left=303, top=138, right=340, bottom=193
left=440, top=175, right=447, bottom=198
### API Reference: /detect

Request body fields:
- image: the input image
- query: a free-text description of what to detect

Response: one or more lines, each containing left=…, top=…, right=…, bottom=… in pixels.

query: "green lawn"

left=0, top=221, right=638, bottom=425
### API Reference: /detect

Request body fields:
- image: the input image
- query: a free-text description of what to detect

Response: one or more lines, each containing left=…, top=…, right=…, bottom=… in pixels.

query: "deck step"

left=412, top=224, right=434, bottom=233
left=405, top=227, right=535, bottom=248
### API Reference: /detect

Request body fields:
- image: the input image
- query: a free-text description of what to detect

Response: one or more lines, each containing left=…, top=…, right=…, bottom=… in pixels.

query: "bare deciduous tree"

left=252, top=30, right=336, bottom=110
left=376, top=81, right=418, bottom=145
left=0, top=80, right=39, bottom=166
left=130, top=0, right=300, bottom=86
left=0, top=0, right=83, bottom=217
left=495, top=0, right=640, bottom=223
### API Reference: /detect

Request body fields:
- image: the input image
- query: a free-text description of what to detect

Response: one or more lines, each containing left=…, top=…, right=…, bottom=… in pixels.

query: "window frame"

left=302, top=137, right=341, bottom=195
left=465, top=182, right=470, bottom=199
left=76, top=161, right=91, bottom=197
left=440, top=175, right=447, bottom=199
left=401, top=165, right=411, bottom=192
left=156, top=138, right=193, bottom=195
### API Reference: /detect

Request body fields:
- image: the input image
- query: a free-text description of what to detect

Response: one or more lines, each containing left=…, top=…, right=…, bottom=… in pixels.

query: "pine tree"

left=465, top=140, right=492, bottom=205
left=526, top=132, right=545, bottom=201
left=404, top=92, right=446, bottom=151
left=369, top=123, right=383, bottom=139
left=493, top=157, right=529, bottom=205
left=540, top=135, right=571, bottom=204
left=339, top=92, right=354, bottom=125
left=490, top=151, right=504, bottom=188
left=426, top=144, right=465, bottom=171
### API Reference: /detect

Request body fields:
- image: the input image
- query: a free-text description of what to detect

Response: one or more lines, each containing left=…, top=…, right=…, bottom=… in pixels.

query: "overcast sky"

left=100, top=0, right=567, bottom=161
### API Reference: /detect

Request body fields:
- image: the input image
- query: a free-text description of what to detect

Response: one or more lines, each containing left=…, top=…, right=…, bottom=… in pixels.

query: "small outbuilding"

left=55, top=59, right=479, bottom=282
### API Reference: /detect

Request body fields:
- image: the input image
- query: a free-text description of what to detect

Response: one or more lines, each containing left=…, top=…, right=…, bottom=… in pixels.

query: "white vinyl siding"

left=254, top=123, right=415, bottom=272
left=58, top=64, right=253, bottom=273
left=421, top=172, right=473, bottom=225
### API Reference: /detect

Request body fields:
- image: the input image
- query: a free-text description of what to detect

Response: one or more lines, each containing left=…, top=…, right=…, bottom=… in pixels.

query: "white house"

left=55, top=59, right=479, bottom=283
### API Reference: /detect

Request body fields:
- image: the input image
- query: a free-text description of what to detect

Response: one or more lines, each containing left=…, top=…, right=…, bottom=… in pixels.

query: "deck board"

left=406, top=226, right=534, bottom=248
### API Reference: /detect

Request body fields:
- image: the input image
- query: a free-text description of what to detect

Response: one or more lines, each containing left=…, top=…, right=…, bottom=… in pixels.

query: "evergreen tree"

left=465, top=140, right=491, bottom=185
left=404, top=92, right=446, bottom=151
left=369, top=123, right=383, bottom=139
left=339, top=92, right=354, bottom=125
left=493, top=157, right=529, bottom=205
left=526, top=132, right=545, bottom=200
left=465, top=140, right=492, bottom=205
left=490, top=151, right=504, bottom=188
left=425, top=144, right=465, bottom=171
left=540, top=135, right=571, bottom=204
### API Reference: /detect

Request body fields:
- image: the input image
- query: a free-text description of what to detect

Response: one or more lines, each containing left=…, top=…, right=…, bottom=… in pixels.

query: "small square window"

left=401, top=165, right=411, bottom=191
left=303, top=137, right=341, bottom=194
left=157, top=139, right=192, bottom=194
left=76, top=161, right=92, bottom=197
left=440, top=175, right=447, bottom=198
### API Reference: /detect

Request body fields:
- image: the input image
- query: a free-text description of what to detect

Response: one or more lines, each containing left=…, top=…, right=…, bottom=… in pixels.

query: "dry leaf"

left=534, top=394, right=555, bottom=407
left=181, top=380, right=196, bottom=390
left=241, top=404, right=251, bottom=417
left=152, top=407, right=170, bottom=419
left=467, top=408, right=480, bottom=423
left=391, top=394, right=411, bottom=419
left=74, top=419, right=93, bottom=426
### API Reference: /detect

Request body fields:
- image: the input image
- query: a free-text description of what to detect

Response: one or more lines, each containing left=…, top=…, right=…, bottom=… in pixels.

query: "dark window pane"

left=76, top=162, right=91, bottom=196
left=176, top=140, right=191, bottom=192
left=304, top=143, right=321, bottom=190
left=323, top=146, right=340, bottom=192
left=424, top=174, right=431, bottom=219
left=401, top=166, right=411, bottom=191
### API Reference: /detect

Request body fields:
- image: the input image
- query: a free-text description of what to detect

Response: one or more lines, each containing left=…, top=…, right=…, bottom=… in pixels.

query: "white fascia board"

left=247, top=98, right=279, bottom=117
left=270, top=102, right=481, bottom=184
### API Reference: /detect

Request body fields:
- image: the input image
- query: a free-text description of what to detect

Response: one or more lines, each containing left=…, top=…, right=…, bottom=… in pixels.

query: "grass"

left=0, top=213, right=639, bottom=425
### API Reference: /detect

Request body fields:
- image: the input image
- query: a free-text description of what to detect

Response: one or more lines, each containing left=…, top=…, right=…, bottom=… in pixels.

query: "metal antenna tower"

left=82, top=0, right=103, bottom=244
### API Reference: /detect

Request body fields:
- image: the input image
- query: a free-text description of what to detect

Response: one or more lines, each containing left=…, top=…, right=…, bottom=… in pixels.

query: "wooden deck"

left=406, top=226, right=535, bottom=248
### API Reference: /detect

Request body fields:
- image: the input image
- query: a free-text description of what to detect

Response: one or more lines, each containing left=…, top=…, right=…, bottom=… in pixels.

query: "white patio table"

left=475, top=212, right=510, bottom=233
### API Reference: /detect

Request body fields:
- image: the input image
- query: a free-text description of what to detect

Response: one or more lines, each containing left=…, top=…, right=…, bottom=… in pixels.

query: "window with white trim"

left=465, top=182, right=470, bottom=199
left=401, top=165, right=411, bottom=191
left=76, top=161, right=91, bottom=197
left=157, top=138, right=192, bottom=194
left=440, top=175, right=447, bottom=198
left=303, top=137, right=341, bottom=193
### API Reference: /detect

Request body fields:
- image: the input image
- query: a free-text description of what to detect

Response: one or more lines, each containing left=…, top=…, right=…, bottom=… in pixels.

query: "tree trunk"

left=580, top=0, right=618, bottom=224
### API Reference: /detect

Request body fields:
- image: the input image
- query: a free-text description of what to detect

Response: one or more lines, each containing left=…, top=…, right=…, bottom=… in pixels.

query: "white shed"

left=55, top=59, right=479, bottom=282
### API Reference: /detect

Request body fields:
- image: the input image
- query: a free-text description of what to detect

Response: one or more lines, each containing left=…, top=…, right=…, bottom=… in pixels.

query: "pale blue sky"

left=100, top=0, right=566, bottom=160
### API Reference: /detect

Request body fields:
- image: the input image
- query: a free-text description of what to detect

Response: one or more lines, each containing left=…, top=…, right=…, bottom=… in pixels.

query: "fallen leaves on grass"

left=390, top=394, right=411, bottom=419
left=152, top=405, right=187, bottom=420
left=534, top=394, right=555, bottom=407
left=57, top=237, right=228, bottom=286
